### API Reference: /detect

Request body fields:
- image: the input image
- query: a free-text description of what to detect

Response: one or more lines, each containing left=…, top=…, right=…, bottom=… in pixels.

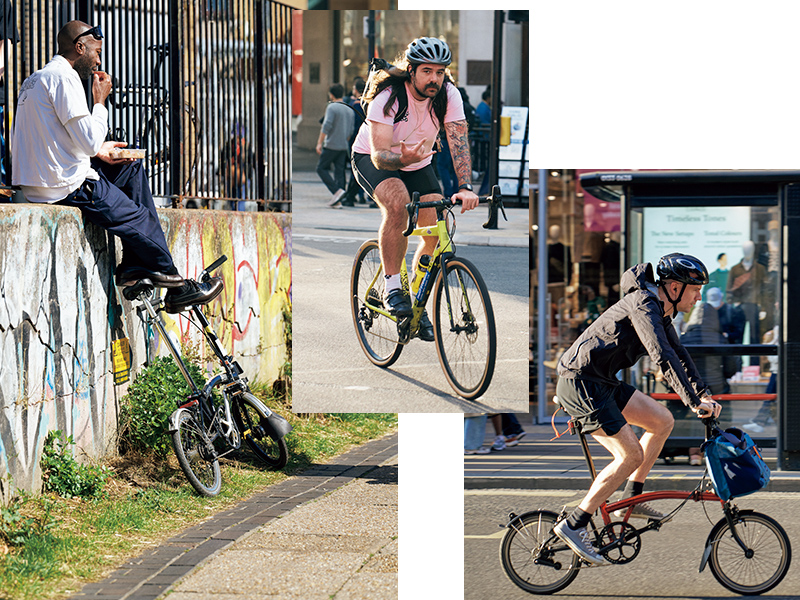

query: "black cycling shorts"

left=555, top=377, right=637, bottom=436
left=351, top=152, right=441, bottom=202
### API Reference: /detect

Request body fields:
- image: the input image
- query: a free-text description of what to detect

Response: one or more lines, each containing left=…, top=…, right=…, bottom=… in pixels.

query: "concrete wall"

left=0, top=204, right=291, bottom=499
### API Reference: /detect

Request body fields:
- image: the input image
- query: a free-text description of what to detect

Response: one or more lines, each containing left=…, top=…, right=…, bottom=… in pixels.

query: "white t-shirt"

left=351, top=80, right=465, bottom=172
left=11, top=55, right=106, bottom=203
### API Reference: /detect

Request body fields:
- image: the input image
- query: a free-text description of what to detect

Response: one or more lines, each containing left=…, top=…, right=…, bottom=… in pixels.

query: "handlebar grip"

left=205, top=255, right=228, bottom=273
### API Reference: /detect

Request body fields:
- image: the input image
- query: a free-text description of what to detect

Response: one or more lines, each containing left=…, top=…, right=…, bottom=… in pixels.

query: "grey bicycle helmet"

left=405, top=37, right=452, bottom=66
left=657, top=253, right=709, bottom=316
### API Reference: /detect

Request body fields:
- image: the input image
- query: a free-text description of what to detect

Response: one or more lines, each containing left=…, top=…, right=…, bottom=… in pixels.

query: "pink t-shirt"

left=351, top=81, right=465, bottom=172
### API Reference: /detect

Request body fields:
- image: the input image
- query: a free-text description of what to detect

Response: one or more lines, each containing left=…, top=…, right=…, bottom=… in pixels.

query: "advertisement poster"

left=642, top=206, right=751, bottom=272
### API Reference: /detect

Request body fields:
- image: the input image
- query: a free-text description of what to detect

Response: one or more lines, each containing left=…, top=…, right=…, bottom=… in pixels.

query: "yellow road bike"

left=350, top=186, right=506, bottom=400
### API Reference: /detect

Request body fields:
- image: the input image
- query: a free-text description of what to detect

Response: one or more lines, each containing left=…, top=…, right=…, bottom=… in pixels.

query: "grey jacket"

left=557, top=263, right=707, bottom=408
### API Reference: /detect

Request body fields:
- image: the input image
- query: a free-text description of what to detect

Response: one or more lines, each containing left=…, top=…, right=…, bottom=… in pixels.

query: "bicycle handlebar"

left=402, top=185, right=506, bottom=237
left=199, top=255, right=227, bottom=282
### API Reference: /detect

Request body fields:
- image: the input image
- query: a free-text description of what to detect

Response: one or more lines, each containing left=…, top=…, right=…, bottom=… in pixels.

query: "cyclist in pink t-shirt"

left=351, top=37, right=479, bottom=341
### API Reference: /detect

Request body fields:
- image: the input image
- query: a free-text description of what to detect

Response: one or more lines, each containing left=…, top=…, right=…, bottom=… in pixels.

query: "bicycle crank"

left=598, top=522, right=641, bottom=564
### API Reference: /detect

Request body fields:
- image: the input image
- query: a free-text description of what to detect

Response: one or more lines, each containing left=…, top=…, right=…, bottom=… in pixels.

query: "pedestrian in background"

left=315, top=83, right=354, bottom=208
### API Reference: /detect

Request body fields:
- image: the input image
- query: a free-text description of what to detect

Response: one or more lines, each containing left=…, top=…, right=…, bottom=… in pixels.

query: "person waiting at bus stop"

left=11, top=20, right=221, bottom=313
left=553, top=253, right=722, bottom=566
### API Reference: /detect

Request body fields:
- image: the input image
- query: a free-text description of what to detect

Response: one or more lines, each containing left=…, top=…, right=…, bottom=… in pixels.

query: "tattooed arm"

left=444, top=120, right=472, bottom=187
left=445, top=119, right=479, bottom=212
left=369, top=121, right=433, bottom=170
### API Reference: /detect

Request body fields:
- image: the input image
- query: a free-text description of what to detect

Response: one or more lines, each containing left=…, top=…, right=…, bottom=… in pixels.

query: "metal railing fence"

left=4, top=0, right=291, bottom=211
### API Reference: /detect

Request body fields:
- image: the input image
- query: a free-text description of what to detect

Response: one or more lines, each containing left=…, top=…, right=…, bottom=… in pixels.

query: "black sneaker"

left=415, top=309, right=435, bottom=342
left=164, top=278, right=224, bottom=313
left=384, top=289, right=412, bottom=318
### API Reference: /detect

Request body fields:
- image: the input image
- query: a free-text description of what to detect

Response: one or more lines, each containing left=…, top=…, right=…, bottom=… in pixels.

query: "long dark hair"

left=363, top=55, right=456, bottom=131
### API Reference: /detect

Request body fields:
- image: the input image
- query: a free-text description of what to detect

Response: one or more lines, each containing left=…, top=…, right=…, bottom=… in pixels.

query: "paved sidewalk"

left=464, top=423, right=800, bottom=491
left=70, top=433, right=398, bottom=600
left=292, top=144, right=529, bottom=249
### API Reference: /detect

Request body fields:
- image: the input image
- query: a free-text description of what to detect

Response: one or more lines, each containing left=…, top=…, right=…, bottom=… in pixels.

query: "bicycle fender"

left=503, top=509, right=559, bottom=530
left=699, top=508, right=755, bottom=573
left=265, top=412, right=293, bottom=439
left=699, top=542, right=713, bottom=573
left=167, top=408, right=189, bottom=434
left=245, top=395, right=293, bottom=439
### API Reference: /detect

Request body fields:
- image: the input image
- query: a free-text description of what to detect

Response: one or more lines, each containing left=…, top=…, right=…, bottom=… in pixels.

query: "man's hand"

left=96, top=141, right=135, bottom=165
left=452, top=188, right=479, bottom=213
left=92, top=71, right=112, bottom=106
left=399, top=139, right=434, bottom=168
left=315, top=142, right=323, bottom=155
left=692, top=398, right=722, bottom=419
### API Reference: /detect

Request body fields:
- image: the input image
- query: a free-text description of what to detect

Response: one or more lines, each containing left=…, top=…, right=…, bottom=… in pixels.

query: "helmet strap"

left=660, top=281, right=686, bottom=317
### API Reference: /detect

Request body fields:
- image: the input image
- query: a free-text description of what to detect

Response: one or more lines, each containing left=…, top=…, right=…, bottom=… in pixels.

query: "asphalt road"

left=465, top=488, right=800, bottom=600
left=293, top=235, right=528, bottom=413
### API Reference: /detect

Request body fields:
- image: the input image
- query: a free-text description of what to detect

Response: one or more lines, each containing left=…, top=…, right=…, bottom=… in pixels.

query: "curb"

left=70, top=433, right=398, bottom=600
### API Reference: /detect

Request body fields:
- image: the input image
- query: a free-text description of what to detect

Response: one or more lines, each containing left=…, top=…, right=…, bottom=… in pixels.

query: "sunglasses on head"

left=72, top=25, right=104, bottom=45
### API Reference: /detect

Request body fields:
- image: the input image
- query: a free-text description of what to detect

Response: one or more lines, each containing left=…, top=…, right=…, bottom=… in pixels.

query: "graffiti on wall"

left=0, top=205, right=291, bottom=498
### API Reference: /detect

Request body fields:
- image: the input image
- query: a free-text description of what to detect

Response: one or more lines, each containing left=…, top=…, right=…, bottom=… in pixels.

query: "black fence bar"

left=3, top=0, right=291, bottom=211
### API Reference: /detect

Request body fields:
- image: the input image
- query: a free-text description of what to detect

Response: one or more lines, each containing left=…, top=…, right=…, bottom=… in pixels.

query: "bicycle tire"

left=171, top=410, right=222, bottom=497
left=141, top=103, right=200, bottom=196
left=231, top=391, right=289, bottom=469
left=350, top=239, right=403, bottom=368
left=706, top=510, right=791, bottom=595
left=500, top=510, right=581, bottom=594
left=432, top=256, right=496, bottom=399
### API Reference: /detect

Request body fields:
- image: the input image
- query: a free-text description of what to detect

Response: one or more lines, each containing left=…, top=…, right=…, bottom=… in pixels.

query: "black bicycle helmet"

left=657, top=253, right=709, bottom=285
left=657, top=253, right=709, bottom=316
left=405, top=37, right=452, bottom=66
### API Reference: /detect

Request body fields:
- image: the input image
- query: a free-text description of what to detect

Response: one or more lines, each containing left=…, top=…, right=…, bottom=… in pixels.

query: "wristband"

left=458, top=183, right=473, bottom=192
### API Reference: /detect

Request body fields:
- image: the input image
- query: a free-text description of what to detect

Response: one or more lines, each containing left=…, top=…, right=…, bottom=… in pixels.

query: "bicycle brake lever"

left=403, top=193, right=420, bottom=237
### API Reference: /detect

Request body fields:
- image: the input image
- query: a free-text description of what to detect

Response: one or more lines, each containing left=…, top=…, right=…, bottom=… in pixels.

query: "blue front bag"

left=701, top=427, right=770, bottom=501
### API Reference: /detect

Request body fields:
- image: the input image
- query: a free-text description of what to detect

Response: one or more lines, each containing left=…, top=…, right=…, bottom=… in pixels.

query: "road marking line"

left=464, top=490, right=582, bottom=496
left=465, top=531, right=506, bottom=539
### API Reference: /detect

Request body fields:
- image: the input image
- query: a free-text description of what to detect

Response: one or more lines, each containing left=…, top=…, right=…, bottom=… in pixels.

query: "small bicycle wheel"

left=350, top=239, right=403, bottom=368
left=500, top=511, right=581, bottom=594
left=232, top=392, right=288, bottom=469
left=707, top=510, right=791, bottom=595
left=171, top=410, right=221, bottom=497
left=432, top=257, right=496, bottom=399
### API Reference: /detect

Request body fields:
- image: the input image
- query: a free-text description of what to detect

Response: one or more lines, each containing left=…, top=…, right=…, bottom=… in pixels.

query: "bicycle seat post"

left=572, top=419, right=598, bottom=482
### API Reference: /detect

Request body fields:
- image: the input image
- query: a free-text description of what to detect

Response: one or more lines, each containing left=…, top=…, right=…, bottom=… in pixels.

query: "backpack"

left=359, top=57, right=409, bottom=125
left=701, top=427, right=770, bottom=501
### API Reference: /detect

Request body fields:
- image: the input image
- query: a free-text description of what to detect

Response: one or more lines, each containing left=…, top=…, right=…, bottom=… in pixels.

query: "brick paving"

left=69, top=433, right=398, bottom=600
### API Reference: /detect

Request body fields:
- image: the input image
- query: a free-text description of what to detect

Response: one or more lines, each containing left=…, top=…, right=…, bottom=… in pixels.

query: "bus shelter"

left=579, top=170, right=800, bottom=470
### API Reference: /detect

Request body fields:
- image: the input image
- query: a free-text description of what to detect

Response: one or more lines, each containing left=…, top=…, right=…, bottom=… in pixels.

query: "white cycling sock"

left=384, top=273, right=402, bottom=295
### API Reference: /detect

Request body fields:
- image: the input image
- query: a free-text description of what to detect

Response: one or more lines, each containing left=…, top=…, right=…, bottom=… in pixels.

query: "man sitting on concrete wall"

left=10, top=20, right=221, bottom=313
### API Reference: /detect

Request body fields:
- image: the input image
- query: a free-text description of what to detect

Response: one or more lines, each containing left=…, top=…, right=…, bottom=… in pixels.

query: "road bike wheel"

left=432, top=257, right=496, bottom=399
left=350, top=239, right=403, bottom=368
left=500, top=511, right=581, bottom=594
left=232, top=392, right=288, bottom=469
left=142, top=103, right=200, bottom=196
left=171, top=410, right=221, bottom=497
left=707, top=510, right=791, bottom=595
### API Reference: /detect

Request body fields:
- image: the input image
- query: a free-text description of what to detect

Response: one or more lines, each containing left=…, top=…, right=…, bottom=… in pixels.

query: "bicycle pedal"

left=397, top=317, right=412, bottom=344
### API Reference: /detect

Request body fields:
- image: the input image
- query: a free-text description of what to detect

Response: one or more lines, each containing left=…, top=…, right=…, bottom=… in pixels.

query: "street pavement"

left=465, top=423, right=800, bottom=599
left=292, top=144, right=530, bottom=413
left=70, top=433, right=397, bottom=600
left=466, top=488, right=800, bottom=600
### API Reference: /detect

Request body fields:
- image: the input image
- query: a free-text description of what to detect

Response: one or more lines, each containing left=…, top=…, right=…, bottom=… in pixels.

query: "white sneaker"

left=491, top=435, right=506, bottom=451
left=743, top=421, right=765, bottom=434
left=553, top=520, right=609, bottom=566
left=464, top=447, right=490, bottom=455
left=327, top=189, right=346, bottom=207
